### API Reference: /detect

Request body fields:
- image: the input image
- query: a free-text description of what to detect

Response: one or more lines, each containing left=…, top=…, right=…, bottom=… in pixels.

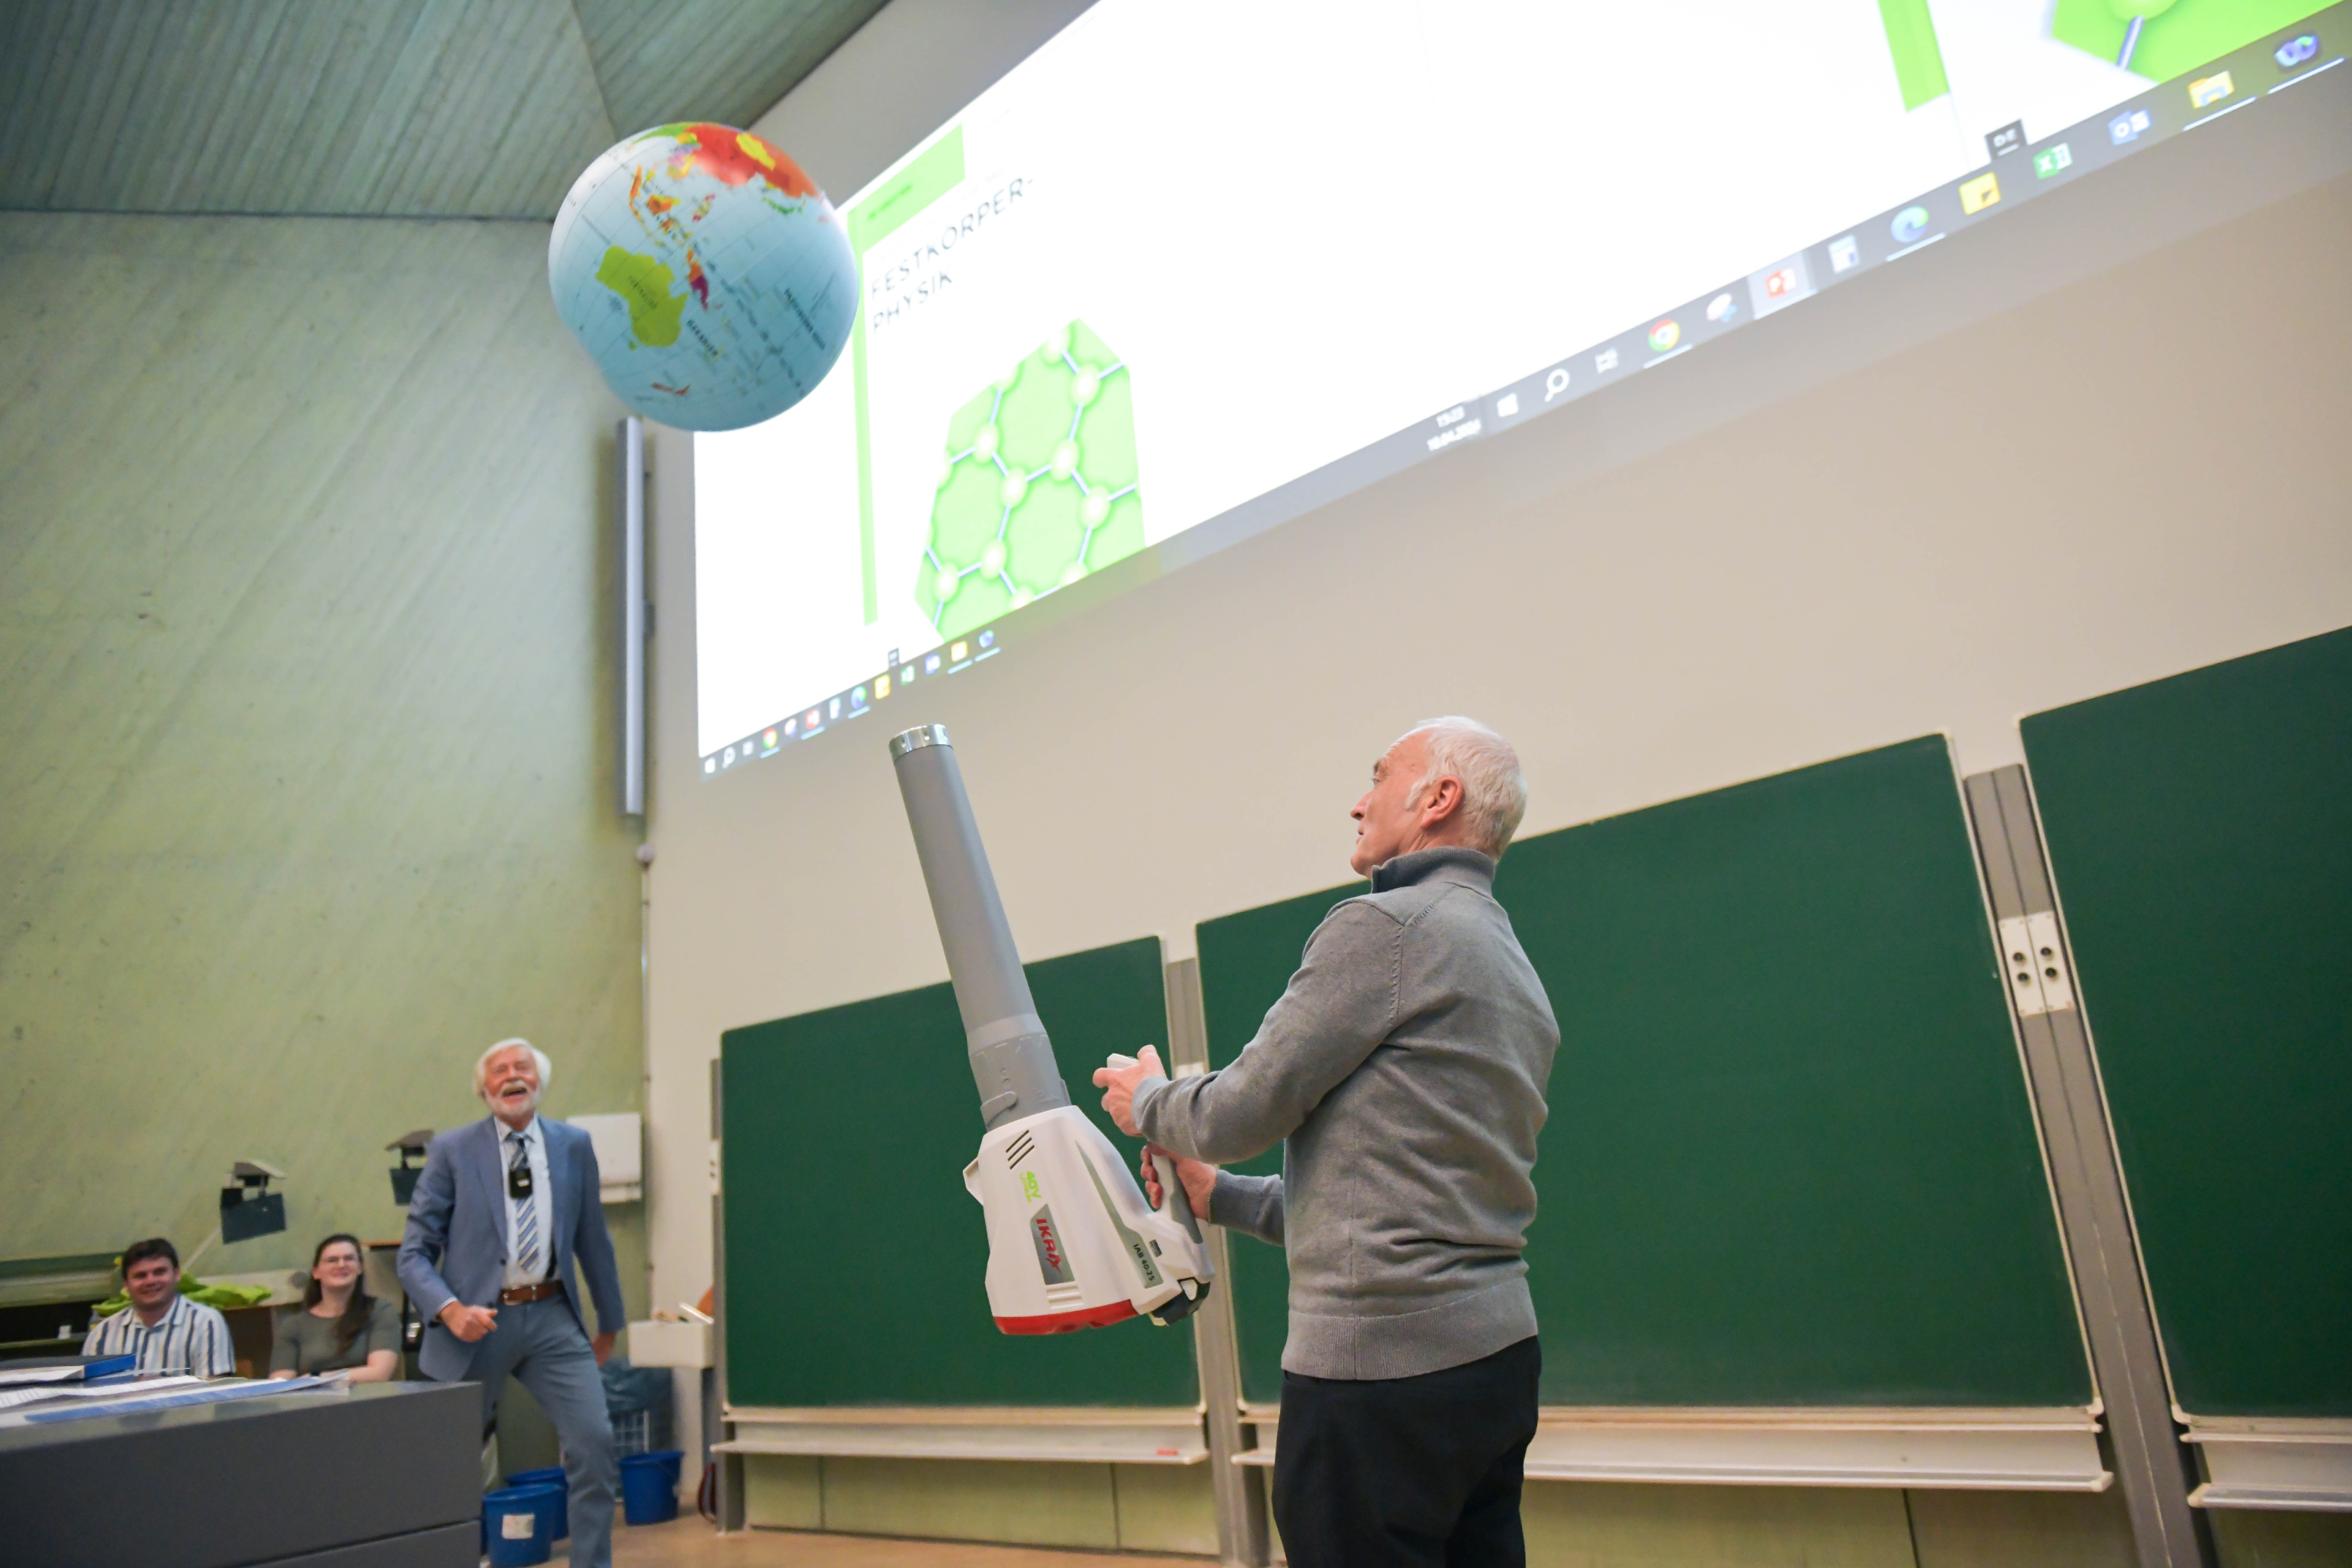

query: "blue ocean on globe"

left=549, top=122, right=858, bottom=432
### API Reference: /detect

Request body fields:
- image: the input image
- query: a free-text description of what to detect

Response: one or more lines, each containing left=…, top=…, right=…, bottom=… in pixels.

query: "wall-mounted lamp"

left=388, top=1130, right=433, bottom=1205
left=220, top=1159, right=287, bottom=1243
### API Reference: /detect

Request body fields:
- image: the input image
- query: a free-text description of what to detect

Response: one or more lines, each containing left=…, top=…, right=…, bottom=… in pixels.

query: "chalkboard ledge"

left=718, top=1406, right=1208, bottom=1466
left=2184, top=1416, right=2352, bottom=1511
left=1235, top=1404, right=2108, bottom=1491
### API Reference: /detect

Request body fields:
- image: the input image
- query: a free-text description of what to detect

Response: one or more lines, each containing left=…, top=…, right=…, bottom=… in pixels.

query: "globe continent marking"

left=919, top=321, right=1142, bottom=640
left=548, top=122, right=856, bottom=432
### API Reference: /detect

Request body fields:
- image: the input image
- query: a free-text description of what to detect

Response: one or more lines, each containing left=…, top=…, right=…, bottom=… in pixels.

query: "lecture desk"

left=0, top=1380, right=478, bottom=1568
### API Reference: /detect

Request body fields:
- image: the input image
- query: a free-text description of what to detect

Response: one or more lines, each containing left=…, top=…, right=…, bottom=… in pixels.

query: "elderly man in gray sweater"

left=1096, top=715, right=1558, bottom=1567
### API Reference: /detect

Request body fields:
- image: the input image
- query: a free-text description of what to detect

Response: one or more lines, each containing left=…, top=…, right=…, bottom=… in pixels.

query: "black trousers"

left=1272, top=1336, right=1540, bottom=1568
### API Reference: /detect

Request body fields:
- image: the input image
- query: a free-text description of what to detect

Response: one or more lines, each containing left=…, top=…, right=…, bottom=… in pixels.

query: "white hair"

left=475, top=1038, right=553, bottom=1096
left=1399, top=716, right=1528, bottom=856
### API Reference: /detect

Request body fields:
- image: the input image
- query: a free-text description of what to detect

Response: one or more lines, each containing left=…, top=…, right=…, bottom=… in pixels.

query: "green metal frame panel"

left=720, top=936, right=1199, bottom=1408
left=2022, top=626, right=2352, bottom=1418
left=1199, top=738, right=2090, bottom=1408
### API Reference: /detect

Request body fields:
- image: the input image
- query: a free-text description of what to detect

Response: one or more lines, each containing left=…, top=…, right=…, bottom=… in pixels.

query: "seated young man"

left=83, top=1237, right=236, bottom=1377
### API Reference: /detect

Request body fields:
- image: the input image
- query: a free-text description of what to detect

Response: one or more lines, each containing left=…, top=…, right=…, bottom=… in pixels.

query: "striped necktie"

left=508, top=1129, right=540, bottom=1278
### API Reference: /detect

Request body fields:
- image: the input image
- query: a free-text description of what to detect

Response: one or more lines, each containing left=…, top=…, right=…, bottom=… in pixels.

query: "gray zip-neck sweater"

left=1133, top=845, right=1559, bottom=1381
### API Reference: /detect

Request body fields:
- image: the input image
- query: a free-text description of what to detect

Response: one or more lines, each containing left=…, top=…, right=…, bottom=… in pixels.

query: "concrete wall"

left=0, top=213, right=649, bottom=1328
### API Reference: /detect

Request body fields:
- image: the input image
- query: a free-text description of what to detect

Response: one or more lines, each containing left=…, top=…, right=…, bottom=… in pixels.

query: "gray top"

left=1134, top=846, right=1559, bottom=1381
left=270, top=1297, right=401, bottom=1375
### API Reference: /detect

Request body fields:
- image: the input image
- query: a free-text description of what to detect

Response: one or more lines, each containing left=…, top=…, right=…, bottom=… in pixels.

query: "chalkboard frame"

left=1197, top=737, right=2093, bottom=1411
left=719, top=935, right=1203, bottom=1411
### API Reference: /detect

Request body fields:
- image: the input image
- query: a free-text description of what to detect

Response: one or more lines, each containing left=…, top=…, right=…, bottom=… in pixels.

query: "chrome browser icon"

left=1891, top=206, right=1931, bottom=244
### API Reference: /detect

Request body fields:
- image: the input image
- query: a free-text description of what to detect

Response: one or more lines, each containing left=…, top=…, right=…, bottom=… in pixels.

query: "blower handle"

left=1153, top=1150, right=1206, bottom=1246
left=1108, top=1054, right=1207, bottom=1245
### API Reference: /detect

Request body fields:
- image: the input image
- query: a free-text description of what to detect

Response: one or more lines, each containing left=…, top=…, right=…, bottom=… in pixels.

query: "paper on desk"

left=0, top=1376, right=332, bottom=1427
left=0, top=1374, right=203, bottom=1411
left=0, top=1365, right=87, bottom=1387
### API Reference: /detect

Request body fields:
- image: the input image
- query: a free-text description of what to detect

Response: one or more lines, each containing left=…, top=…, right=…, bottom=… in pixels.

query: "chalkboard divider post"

left=1966, top=766, right=2214, bottom=1568
left=710, top=1054, right=746, bottom=1531
left=1164, top=954, right=1273, bottom=1567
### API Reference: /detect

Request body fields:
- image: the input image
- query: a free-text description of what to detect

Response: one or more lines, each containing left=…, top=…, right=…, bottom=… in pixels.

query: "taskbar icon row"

left=701, top=628, right=1002, bottom=777
left=1409, top=12, right=2340, bottom=466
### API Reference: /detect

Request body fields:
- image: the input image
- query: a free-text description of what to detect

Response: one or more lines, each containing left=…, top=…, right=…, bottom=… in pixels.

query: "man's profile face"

left=124, top=1254, right=179, bottom=1313
left=1351, top=732, right=1430, bottom=876
left=482, top=1046, right=541, bottom=1123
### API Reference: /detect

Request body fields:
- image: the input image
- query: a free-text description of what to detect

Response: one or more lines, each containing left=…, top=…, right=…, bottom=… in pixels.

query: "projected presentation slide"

left=695, top=0, right=2341, bottom=773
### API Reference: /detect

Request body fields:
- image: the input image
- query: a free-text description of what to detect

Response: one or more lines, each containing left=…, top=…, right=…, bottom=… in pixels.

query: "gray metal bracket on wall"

left=1964, top=766, right=2214, bottom=1568
left=1165, top=956, right=1273, bottom=1567
left=711, top=1055, right=746, bottom=1532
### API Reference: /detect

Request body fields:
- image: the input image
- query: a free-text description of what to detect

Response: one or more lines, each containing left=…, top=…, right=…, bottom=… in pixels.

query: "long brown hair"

left=302, top=1234, right=374, bottom=1355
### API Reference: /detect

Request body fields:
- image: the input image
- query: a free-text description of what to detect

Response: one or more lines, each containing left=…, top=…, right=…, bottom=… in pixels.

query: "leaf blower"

left=889, top=723, right=1213, bottom=1332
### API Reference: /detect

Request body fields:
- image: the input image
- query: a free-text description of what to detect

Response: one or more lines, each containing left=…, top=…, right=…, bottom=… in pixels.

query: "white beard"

left=491, top=1087, right=540, bottom=1118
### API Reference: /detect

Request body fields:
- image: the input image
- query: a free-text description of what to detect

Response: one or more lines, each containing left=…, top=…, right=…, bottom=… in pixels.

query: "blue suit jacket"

left=398, top=1115, right=627, bottom=1380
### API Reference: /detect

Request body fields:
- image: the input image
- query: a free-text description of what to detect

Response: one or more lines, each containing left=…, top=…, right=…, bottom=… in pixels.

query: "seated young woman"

left=269, top=1234, right=401, bottom=1381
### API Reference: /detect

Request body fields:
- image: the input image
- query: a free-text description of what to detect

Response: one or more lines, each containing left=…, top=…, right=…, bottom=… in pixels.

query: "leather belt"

left=497, top=1281, right=565, bottom=1306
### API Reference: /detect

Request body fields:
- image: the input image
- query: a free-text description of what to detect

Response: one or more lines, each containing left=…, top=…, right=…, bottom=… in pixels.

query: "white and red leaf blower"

left=889, top=723, right=1213, bottom=1332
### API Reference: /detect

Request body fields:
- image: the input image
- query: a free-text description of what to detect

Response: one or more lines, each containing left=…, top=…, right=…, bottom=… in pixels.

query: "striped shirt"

left=82, top=1292, right=236, bottom=1378
left=500, top=1115, right=555, bottom=1291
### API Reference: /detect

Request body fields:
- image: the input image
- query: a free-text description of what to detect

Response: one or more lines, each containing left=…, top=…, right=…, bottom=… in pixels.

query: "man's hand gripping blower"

left=889, top=724, right=1213, bottom=1332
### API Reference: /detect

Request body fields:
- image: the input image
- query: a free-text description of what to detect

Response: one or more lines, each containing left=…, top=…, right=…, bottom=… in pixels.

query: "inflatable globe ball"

left=549, top=123, right=858, bottom=432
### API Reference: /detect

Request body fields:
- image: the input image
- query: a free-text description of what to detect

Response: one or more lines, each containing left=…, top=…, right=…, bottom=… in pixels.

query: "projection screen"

left=690, top=0, right=2342, bottom=773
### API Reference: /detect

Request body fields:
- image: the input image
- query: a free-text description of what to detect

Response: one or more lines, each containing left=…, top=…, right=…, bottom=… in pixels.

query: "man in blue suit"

left=401, top=1038, right=628, bottom=1568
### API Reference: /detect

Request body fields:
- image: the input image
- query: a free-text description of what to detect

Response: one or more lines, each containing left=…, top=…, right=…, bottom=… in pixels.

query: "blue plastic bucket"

left=483, top=1482, right=560, bottom=1566
left=503, top=1467, right=569, bottom=1539
left=619, top=1449, right=684, bottom=1525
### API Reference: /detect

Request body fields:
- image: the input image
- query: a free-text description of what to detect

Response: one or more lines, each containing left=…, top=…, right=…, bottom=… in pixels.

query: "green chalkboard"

left=1199, top=738, right=2092, bottom=1408
left=721, top=937, right=1200, bottom=1408
left=2022, top=627, right=2352, bottom=1419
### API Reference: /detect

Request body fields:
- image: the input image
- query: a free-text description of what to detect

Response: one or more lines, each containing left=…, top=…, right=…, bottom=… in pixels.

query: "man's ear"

left=1423, top=775, right=1466, bottom=823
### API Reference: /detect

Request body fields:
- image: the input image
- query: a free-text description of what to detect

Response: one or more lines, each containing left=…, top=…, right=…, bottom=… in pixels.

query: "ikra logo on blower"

left=1030, top=1209, right=1072, bottom=1285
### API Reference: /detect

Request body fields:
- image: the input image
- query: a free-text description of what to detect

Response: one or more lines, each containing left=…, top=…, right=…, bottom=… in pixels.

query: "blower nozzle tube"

left=889, top=725, right=1071, bottom=1129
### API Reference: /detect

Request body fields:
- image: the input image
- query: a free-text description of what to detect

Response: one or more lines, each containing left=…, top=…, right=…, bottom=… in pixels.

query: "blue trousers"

left=461, top=1296, right=617, bottom=1568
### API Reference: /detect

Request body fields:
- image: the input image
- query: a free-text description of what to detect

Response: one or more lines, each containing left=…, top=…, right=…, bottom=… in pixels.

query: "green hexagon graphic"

left=916, top=320, right=1142, bottom=639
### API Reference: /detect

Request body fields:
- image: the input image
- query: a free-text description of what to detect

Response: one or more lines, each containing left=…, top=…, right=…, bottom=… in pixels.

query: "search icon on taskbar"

left=1544, top=367, right=1571, bottom=402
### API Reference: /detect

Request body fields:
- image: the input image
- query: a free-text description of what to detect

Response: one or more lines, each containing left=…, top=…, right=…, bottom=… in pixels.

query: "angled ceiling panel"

left=0, top=0, right=618, bottom=217
left=571, top=0, right=888, bottom=140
